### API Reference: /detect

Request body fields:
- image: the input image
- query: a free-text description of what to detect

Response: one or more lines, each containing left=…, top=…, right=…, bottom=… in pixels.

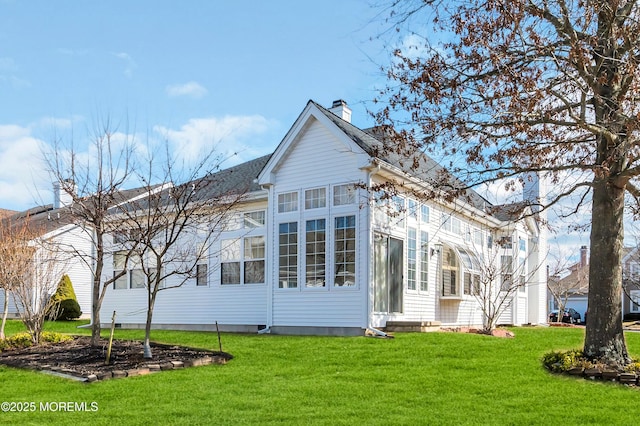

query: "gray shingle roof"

left=310, top=100, right=491, bottom=212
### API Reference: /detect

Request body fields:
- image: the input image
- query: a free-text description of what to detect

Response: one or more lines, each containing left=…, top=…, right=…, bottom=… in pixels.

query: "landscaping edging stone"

left=36, top=354, right=229, bottom=382
left=557, top=367, right=640, bottom=386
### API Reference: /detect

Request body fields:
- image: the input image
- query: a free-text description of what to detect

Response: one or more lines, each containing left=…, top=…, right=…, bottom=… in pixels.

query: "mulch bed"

left=0, top=336, right=232, bottom=382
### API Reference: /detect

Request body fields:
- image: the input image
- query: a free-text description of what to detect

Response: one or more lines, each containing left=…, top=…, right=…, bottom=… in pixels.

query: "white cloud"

left=153, top=115, right=275, bottom=166
left=165, top=81, right=208, bottom=99
left=0, top=125, right=49, bottom=210
left=112, top=52, right=136, bottom=78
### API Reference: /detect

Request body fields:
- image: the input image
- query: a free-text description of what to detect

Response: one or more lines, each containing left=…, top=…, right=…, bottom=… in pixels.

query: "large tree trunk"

left=584, top=179, right=630, bottom=367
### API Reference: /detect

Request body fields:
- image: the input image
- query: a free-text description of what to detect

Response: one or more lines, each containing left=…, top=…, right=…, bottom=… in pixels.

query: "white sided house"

left=100, top=100, right=548, bottom=334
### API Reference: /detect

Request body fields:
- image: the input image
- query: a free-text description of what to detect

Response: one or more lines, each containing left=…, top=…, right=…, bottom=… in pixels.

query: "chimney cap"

left=331, top=99, right=347, bottom=108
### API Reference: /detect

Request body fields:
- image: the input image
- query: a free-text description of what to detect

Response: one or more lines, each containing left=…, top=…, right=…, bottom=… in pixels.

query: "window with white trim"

left=420, top=231, right=429, bottom=291
left=244, top=210, right=265, bottom=228
left=334, top=216, right=356, bottom=286
left=333, top=184, right=356, bottom=206
left=305, top=219, right=326, bottom=287
left=221, top=237, right=265, bottom=285
left=631, top=290, right=640, bottom=313
left=441, top=247, right=459, bottom=296
left=221, top=239, right=241, bottom=285
left=501, top=255, right=513, bottom=291
left=305, top=188, right=326, bottom=210
left=408, top=199, right=418, bottom=221
left=279, top=222, right=298, bottom=288
left=278, top=192, right=298, bottom=213
left=244, top=236, right=265, bottom=284
left=196, top=264, right=208, bottom=286
left=421, top=205, right=430, bottom=223
left=408, top=228, right=417, bottom=290
left=113, top=251, right=127, bottom=289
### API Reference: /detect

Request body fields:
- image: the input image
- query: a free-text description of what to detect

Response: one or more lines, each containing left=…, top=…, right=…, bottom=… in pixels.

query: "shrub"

left=541, top=349, right=589, bottom=373
left=0, top=331, right=72, bottom=351
left=48, top=274, right=82, bottom=321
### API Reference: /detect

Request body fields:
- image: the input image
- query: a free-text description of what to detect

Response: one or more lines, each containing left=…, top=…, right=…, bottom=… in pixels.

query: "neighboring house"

left=0, top=186, right=159, bottom=319
left=100, top=99, right=548, bottom=334
left=548, top=246, right=589, bottom=321
left=623, top=247, right=640, bottom=318
left=0, top=195, right=93, bottom=318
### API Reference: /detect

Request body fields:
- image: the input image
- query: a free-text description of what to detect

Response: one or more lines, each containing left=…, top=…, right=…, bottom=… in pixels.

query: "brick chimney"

left=580, top=245, right=588, bottom=268
left=329, top=99, right=352, bottom=123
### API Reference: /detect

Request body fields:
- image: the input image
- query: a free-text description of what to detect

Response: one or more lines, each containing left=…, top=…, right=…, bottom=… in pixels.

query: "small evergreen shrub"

left=48, top=274, right=82, bottom=321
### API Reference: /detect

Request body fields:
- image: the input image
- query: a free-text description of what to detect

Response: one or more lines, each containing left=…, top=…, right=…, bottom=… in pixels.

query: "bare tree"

left=461, top=229, right=536, bottom=333
left=45, top=118, right=136, bottom=346
left=0, top=216, right=38, bottom=339
left=111, top=146, right=245, bottom=358
left=8, top=230, right=70, bottom=345
left=374, top=0, right=640, bottom=367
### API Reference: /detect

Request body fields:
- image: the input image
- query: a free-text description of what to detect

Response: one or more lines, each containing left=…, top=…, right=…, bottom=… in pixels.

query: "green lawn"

left=0, top=321, right=637, bottom=425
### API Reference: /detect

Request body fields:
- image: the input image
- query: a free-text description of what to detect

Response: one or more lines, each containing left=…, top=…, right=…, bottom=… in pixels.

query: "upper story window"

left=333, top=184, right=356, bottom=206
left=244, top=210, right=265, bottom=228
left=278, top=192, right=298, bottom=213
left=408, top=199, right=418, bottom=221
left=305, top=188, right=326, bottom=210
left=421, top=205, right=430, bottom=224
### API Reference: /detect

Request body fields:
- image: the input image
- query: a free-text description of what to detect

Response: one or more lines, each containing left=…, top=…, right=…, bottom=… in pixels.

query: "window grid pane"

left=408, top=228, right=417, bottom=290
left=279, top=222, right=298, bottom=288
left=333, top=184, right=355, bottom=206
left=196, top=264, right=208, bottom=286
left=305, top=219, right=326, bottom=287
left=244, top=210, right=265, bottom=228
left=335, top=216, right=356, bottom=286
left=278, top=192, right=298, bottom=213
left=420, top=231, right=429, bottom=291
left=305, top=188, right=326, bottom=210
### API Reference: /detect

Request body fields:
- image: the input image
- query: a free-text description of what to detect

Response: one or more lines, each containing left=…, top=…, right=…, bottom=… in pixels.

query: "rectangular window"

left=305, top=188, right=326, bottom=210
left=420, top=231, right=429, bottom=291
left=130, top=269, right=146, bottom=289
left=474, top=228, right=483, bottom=246
left=305, top=219, right=326, bottom=287
left=501, top=255, right=513, bottom=291
left=196, top=264, right=208, bottom=286
left=221, top=239, right=241, bottom=285
left=519, top=238, right=526, bottom=251
left=333, top=184, right=355, bottom=206
left=451, top=217, right=461, bottom=235
left=392, top=196, right=405, bottom=227
left=408, top=199, right=418, bottom=220
left=631, top=290, right=640, bottom=313
left=278, top=192, right=298, bottom=213
left=279, top=222, right=298, bottom=288
left=244, top=210, right=265, bottom=228
left=421, top=205, right=430, bottom=224
left=408, top=228, right=417, bottom=290
left=113, top=251, right=127, bottom=289
left=335, top=216, right=356, bottom=286
left=244, top=236, right=265, bottom=284
left=440, top=214, right=451, bottom=232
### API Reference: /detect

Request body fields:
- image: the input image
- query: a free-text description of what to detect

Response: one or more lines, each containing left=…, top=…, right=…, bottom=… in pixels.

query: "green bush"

left=0, top=331, right=72, bottom=351
left=47, top=274, right=82, bottom=321
left=541, top=349, right=590, bottom=373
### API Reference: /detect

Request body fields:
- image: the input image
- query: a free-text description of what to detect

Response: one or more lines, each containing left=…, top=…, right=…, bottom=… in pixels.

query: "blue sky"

left=0, top=1, right=596, bottom=261
left=0, top=0, right=384, bottom=210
